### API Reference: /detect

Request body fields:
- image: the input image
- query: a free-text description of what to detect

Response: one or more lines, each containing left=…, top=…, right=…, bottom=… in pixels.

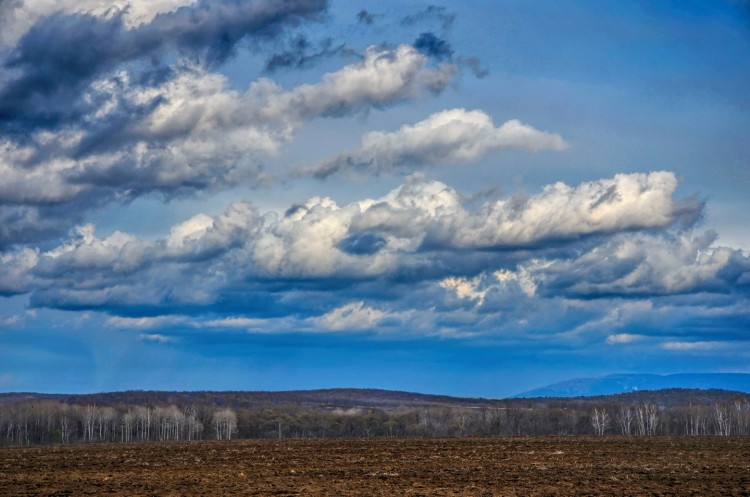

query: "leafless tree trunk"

left=213, top=408, right=237, bottom=440
left=590, top=407, right=610, bottom=436
left=713, top=402, right=731, bottom=436
left=616, top=404, right=634, bottom=436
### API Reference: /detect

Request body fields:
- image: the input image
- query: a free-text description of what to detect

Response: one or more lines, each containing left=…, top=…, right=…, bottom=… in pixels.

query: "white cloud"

left=310, top=108, right=567, bottom=177
left=606, top=333, right=643, bottom=344
left=536, top=229, right=750, bottom=297
left=107, top=316, right=186, bottom=329
left=270, top=44, right=457, bottom=122
left=661, top=341, right=725, bottom=351
left=0, top=171, right=714, bottom=314
left=139, top=333, right=175, bottom=344
left=0, top=45, right=458, bottom=221
left=0, top=0, right=198, bottom=47
left=314, top=301, right=386, bottom=331
left=0, top=248, right=39, bottom=295
left=166, top=214, right=215, bottom=250
left=0, top=314, right=23, bottom=328
left=440, top=276, right=487, bottom=303
left=201, top=317, right=270, bottom=329
left=447, top=171, right=692, bottom=249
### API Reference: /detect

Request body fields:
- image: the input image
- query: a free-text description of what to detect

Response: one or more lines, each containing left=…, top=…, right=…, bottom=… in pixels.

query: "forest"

left=1, top=388, right=748, bottom=446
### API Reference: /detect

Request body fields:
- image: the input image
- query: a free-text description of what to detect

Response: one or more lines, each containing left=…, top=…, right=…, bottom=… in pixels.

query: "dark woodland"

left=1, top=388, right=748, bottom=446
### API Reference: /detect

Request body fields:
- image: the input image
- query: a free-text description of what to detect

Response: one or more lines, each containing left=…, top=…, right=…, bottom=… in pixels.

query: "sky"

left=0, top=0, right=749, bottom=398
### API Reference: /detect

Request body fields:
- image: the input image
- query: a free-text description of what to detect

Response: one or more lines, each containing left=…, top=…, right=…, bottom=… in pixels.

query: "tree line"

left=1, top=392, right=749, bottom=446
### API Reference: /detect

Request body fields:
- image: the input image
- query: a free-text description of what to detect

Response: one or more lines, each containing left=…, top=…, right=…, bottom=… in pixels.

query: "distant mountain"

left=516, top=373, right=750, bottom=398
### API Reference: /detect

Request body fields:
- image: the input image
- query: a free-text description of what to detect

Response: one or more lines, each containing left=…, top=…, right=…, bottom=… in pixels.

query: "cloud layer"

left=4, top=170, right=745, bottom=340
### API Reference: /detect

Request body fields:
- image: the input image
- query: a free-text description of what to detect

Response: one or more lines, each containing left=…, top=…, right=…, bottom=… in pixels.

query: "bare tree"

left=184, top=406, right=203, bottom=441
left=213, top=408, right=238, bottom=440
left=590, top=407, right=610, bottom=436
left=713, top=402, right=731, bottom=436
left=616, top=404, right=634, bottom=436
left=83, top=405, right=97, bottom=442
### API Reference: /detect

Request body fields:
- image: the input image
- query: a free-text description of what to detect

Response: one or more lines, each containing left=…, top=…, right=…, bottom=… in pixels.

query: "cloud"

left=356, top=9, right=376, bottom=26
left=264, top=35, right=351, bottom=72
left=0, top=248, right=38, bottom=296
left=458, top=56, right=489, bottom=78
left=0, top=0, right=199, bottom=48
left=536, top=229, right=750, bottom=298
left=108, top=315, right=187, bottom=329
left=0, top=0, right=329, bottom=134
left=139, top=333, right=175, bottom=344
left=661, top=341, right=726, bottom=351
left=308, top=108, right=567, bottom=178
left=414, top=32, right=453, bottom=61
left=201, top=317, right=271, bottom=329
left=0, top=42, right=457, bottom=247
left=439, top=275, right=489, bottom=303
left=313, top=301, right=386, bottom=331
left=606, top=333, right=643, bottom=344
left=264, top=44, right=457, bottom=121
left=1, top=170, right=745, bottom=344
left=401, top=5, right=456, bottom=31
left=0, top=171, right=712, bottom=319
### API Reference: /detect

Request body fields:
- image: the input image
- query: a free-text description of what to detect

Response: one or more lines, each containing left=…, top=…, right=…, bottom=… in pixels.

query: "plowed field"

left=1, top=437, right=749, bottom=496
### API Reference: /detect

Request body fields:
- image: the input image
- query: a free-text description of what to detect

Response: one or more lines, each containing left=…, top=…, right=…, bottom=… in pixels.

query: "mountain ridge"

left=515, top=373, right=750, bottom=398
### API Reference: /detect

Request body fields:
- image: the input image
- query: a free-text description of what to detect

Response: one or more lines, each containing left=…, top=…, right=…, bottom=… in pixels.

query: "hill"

left=515, top=373, right=750, bottom=398
left=0, top=388, right=494, bottom=409
left=2, top=386, right=748, bottom=410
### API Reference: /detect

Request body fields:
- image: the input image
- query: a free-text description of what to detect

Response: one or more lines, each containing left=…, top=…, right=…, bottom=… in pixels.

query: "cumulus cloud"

left=309, top=108, right=567, bottom=178
left=313, top=301, right=386, bottom=331
left=0, top=0, right=342, bottom=249
left=0, top=0, right=199, bottom=47
left=0, top=42, right=457, bottom=247
left=0, top=171, right=718, bottom=318
left=0, top=248, right=38, bottom=296
left=0, top=0, right=328, bottom=134
left=263, top=44, right=456, bottom=121
left=535, top=229, right=750, bottom=298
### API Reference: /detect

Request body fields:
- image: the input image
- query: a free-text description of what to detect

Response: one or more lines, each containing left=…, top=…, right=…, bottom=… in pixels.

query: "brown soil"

left=1, top=437, right=749, bottom=496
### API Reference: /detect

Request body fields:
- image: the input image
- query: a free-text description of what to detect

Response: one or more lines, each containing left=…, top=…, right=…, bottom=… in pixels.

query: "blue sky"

left=0, top=0, right=748, bottom=397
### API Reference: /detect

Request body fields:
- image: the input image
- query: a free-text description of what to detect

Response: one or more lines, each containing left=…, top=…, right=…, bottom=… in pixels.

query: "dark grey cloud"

left=414, top=32, right=453, bottom=61
left=401, top=5, right=456, bottom=31
left=264, top=35, right=352, bottom=72
left=0, top=0, right=328, bottom=135
left=338, top=231, right=387, bottom=255
left=458, top=56, right=489, bottom=78
left=411, top=33, right=489, bottom=79
left=356, top=9, right=375, bottom=25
